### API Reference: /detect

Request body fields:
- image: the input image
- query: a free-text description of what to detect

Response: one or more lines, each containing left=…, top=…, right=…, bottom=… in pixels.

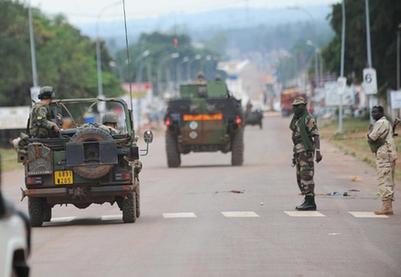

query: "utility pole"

left=365, top=0, right=375, bottom=123
left=96, top=1, right=120, bottom=100
left=28, top=6, right=38, bottom=88
left=338, top=0, right=346, bottom=133
left=397, top=24, right=401, bottom=90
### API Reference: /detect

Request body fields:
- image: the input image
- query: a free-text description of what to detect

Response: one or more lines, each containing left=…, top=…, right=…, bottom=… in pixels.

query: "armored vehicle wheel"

left=122, top=192, right=137, bottom=223
left=231, top=129, right=244, bottom=166
left=166, top=131, right=181, bottom=168
left=43, top=202, right=52, bottom=222
left=28, top=197, right=45, bottom=227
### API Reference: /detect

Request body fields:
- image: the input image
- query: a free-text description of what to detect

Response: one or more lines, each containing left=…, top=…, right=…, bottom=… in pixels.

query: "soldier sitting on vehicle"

left=29, top=86, right=60, bottom=138
left=101, top=112, right=120, bottom=135
left=194, top=72, right=207, bottom=85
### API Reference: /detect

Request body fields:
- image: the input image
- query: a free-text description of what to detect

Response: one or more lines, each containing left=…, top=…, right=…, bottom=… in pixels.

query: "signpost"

left=363, top=67, right=377, bottom=123
left=390, top=90, right=401, bottom=109
left=362, top=68, right=378, bottom=95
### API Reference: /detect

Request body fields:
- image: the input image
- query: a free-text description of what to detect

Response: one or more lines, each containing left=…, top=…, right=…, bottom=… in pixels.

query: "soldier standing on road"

left=29, top=86, right=60, bottom=138
left=290, top=97, right=323, bottom=211
left=367, top=106, right=397, bottom=215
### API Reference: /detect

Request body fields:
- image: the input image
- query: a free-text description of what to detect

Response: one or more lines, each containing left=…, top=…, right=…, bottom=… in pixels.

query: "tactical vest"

left=29, top=103, right=53, bottom=138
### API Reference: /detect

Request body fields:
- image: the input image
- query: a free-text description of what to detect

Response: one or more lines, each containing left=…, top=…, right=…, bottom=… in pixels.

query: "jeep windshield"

left=53, top=99, right=131, bottom=135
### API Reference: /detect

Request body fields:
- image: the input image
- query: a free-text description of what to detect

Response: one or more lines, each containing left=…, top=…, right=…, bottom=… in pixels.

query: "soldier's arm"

left=36, top=106, right=57, bottom=130
left=307, top=117, right=322, bottom=162
left=368, top=121, right=388, bottom=142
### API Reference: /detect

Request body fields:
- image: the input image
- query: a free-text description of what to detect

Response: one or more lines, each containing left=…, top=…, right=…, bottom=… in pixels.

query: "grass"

left=1, top=148, right=22, bottom=172
left=321, top=118, right=401, bottom=179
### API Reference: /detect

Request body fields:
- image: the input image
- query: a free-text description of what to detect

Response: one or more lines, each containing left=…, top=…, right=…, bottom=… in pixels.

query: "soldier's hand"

left=52, top=124, right=60, bottom=133
left=316, top=151, right=323, bottom=163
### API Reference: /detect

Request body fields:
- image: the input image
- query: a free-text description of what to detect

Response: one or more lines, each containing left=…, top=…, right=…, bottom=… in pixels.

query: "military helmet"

left=292, top=96, right=307, bottom=106
left=38, top=86, right=55, bottom=100
left=197, top=72, right=205, bottom=79
left=102, top=112, right=118, bottom=124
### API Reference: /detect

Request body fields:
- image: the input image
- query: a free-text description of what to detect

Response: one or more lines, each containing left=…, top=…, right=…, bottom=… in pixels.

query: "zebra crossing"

left=48, top=210, right=390, bottom=223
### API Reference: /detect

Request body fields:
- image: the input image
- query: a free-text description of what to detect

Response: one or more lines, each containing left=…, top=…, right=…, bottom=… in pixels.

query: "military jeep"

left=164, top=80, right=244, bottom=167
left=18, top=98, right=152, bottom=227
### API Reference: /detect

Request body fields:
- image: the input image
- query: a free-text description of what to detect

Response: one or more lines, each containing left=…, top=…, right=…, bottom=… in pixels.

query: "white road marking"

left=284, top=211, right=326, bottom=217
left=328, top=233, right=342, bottom=236
left=221, top=211, right=259, bottom=218
left=51, top=216, right=75, bottom=222
left=348, top=212, right=389, bottom=218
left=101, top=215, right=122, bottom=221
left=163, top=212, right=197, bottom=218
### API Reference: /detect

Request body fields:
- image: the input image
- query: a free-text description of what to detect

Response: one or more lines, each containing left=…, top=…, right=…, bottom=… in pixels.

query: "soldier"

left=194, top=72, right=207, bottom=85
left=29, top=86, right=60, bottom=138
left=367, top=106, right=397, bottom=215
left=101, top=112, right=119, bottom=135
left=290, top=97, right=322, bottom=210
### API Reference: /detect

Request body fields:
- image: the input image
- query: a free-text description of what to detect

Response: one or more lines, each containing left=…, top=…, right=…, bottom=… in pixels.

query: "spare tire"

left=70, top=126, right=114, bottom=179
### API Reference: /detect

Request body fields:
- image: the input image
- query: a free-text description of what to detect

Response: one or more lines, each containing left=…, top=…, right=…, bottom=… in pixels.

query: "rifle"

left=368, top=117, right=400, bottom=153
left=392, top=117, right=400, bottom=137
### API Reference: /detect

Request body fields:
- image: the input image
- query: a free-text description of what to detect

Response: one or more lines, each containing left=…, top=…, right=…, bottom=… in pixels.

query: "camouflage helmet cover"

left=102, top=112, right=118, bottom=124
left=38, top=86, right=55, bottom=100
left=292, top=96, right=307, bottom=106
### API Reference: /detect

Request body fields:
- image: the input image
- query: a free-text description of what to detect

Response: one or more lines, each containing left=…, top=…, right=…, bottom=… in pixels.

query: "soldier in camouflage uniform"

left=367, top=106, right=397, bottom=215
left=290, top=97, right=323, bottom=210
left=29, top=86, right=60, bottom=138
left=101, top=112, right=120, bottom=135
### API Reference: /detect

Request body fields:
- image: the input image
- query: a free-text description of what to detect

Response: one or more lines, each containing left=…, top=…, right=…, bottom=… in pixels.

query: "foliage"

left=0, top=0, right=122, bottom=107
left=322, top=0, right=401, bottom=96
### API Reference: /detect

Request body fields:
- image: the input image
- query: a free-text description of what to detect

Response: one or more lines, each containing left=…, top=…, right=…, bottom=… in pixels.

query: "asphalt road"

left=2, top=114, right=401, bottom=277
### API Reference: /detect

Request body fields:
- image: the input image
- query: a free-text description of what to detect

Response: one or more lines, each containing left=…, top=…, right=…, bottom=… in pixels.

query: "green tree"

left=322, top=0, right=401, bottom=96
left=0, top=0, right=122, bottom=106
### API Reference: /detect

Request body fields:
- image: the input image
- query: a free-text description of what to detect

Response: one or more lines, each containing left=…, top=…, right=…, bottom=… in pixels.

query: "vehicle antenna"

left=121, top=0, right=134, bottom=113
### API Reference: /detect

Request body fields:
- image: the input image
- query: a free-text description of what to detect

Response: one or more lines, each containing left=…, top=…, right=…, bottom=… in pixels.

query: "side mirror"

left=143, top=130, right=154, bottom=144
left=140, top=130, right=153, bottom=156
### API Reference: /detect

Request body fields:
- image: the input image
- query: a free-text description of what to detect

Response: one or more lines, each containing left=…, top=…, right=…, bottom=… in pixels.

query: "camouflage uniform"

left=368, top=116, right=397, bottom=201
left=29, top=103, right=57, bottom=138
left=292, top=114, right=319, bottom=196
left=101, top=112, right=120, bottom=135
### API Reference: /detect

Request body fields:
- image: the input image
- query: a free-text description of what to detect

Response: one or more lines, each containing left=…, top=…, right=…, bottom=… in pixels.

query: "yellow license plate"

left=54, top=170, right=73, bottom=185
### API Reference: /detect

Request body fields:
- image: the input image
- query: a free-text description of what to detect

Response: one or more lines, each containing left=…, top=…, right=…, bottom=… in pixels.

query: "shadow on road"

left=42, top=218, right=125, bottom=228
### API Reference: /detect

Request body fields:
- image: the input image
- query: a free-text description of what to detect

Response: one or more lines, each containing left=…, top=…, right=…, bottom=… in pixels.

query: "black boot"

left=296, top=195, right=317, bottom=211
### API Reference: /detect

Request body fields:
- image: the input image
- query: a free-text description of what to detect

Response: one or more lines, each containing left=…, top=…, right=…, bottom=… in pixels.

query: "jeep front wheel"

left=28, top=197, right=45, bottom=227
left=165, top=131, right=181, bottom=168
left=122, top=192, right=137, bottom=223
left=135, top=186, right=141, bottom=218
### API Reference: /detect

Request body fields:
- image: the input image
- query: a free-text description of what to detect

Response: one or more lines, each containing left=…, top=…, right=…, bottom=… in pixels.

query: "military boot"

left=374, top=199, right=393, bottom=215
left=296, top=195, right=317, bottom=211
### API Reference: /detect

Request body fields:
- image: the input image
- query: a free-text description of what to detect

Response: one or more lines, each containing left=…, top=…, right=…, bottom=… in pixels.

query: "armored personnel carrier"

left=164, top=80, right=244, bottom=167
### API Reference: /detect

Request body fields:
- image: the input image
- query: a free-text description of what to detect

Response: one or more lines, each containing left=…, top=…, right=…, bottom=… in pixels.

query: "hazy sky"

left=30, top=0, right=339, bottom=23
